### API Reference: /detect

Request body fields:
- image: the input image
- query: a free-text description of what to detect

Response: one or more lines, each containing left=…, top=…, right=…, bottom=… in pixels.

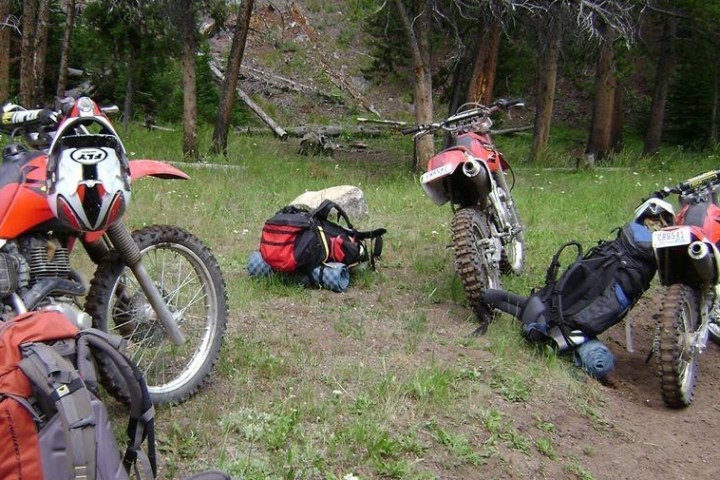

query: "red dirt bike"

left=403, top=99, right=525, bottom=306
left=0, top=97, right=228, bottom=405
left=635, top=169, right=720, bottom=408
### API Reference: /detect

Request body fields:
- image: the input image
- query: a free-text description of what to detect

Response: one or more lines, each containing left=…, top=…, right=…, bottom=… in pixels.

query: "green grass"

left=55, top=124, right=720, bottom=478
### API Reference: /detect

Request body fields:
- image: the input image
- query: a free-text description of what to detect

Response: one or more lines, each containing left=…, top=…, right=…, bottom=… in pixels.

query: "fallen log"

left=240, top=65, right=342, bottom=102
left=209, top=61, right=288, bottom=139
left=356, top=117, right=410, bottom=127
left=492, top=125, right=534, bottom=135
left=234, top=125, right=388, bottom=138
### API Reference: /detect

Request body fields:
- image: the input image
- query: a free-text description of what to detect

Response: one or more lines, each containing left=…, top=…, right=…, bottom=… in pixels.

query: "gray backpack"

left=0, top=312, right=230, bottom=480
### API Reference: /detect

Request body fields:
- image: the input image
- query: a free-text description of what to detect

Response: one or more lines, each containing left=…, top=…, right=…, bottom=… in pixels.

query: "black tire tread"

left=656, top=284, right=699, bottom=409
left=451, top=206, right=500, bottom=304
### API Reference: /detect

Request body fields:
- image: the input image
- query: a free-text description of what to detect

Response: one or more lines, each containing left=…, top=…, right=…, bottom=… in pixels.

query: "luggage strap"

left=19, top=342, right=97, bottom=480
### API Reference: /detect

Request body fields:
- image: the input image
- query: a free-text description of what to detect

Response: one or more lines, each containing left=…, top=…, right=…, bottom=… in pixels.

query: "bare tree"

left=466, top=2, right=503, bottom=105
left=527, top=0, right=635, bottom=163
left=585, top=22, right=617, bottom=164
left=32, top=0, right=49, bottom=103
left=394, top=0, right=434, bottom=171
left=20, top=0, right=37, bottom=106
left=211, top=0, right=254, bottom=156
left=712, top=36, right=720, bottom=146
left=643, top=15, right=680, bottom=156
left=0, top=0, right=14, bottom=101
left=530, top=24, right=561, bottom=163
left=160, top=0, right=199, bottom=160
left=56, top=0, right=76, bottom=98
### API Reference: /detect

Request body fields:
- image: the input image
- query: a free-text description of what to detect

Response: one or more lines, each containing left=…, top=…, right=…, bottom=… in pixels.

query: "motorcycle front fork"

left=86, top=222, right=186, bottom=346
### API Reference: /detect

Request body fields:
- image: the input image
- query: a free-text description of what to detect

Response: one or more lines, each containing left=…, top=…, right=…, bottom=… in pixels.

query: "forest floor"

left=570, top=291, right=719, bottom=480
left=196, top=2, right=720, bottom=478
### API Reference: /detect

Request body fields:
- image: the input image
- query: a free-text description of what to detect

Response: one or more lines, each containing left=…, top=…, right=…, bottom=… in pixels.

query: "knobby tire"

left=85, top=225, right=228, bottom=405
left=451, top=206, right=501, bottom=305
left=656, top=284, right=700, bottom=408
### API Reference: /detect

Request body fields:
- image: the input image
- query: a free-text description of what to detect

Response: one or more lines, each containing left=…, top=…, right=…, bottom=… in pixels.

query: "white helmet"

left=634, top=197, right=675, bottom=226
left=46, top=97, right=131, bottom=232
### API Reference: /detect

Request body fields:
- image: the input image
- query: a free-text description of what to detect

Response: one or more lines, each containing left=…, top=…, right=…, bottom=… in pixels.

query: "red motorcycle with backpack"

left=403, top=99, right=526, bottom=312
left=0, top=96, right=228, bottom=406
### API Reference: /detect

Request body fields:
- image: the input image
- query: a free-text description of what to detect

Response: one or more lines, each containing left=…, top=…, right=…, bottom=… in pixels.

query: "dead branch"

left=240, top=65, right=342, bottom=102
left=356, top=117, right=410, bottom=127
left=492, top=125, right=533, bottom=135
left=209, top=61, right=288, bottom=139
left=235, top=125, right=387, bottom=138
left=288, top=3, right=381, bottom=118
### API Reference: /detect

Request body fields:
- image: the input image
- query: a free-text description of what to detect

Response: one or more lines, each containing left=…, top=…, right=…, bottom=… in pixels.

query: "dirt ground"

left=568, top=292, right=720, bottom=480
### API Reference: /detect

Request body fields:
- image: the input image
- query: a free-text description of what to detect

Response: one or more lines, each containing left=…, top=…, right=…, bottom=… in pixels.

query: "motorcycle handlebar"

left=646, top=169, right=720, bottom=202
left=402, top=97, right=526, bottom=137
left=0, top=107, right=58, bottom=129
left=0, top=101, right=119, bottom=133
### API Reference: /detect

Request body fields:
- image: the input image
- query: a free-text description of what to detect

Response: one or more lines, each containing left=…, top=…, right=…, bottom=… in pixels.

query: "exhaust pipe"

left=688, top=241, right=717, bottom=281
left=462, top=159, right=489, bottom=190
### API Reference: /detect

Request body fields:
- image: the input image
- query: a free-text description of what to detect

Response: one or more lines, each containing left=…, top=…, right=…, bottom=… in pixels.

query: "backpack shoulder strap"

left=310, top=200, right=355, bottom=230
left=18, top=342, right=97, bottom=480
left=543, top=241, right=583, bottom=292
left=76, top=329, right=157, bottom=480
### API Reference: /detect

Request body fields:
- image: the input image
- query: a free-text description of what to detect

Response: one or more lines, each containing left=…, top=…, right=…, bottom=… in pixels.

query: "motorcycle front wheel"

left=451, top=206, right=501, bottom=305
left=85, top=225, right=228, bottom=405
left=655, top=284, right=700, bottom=408
left=497, top=186, right=525, bottom=275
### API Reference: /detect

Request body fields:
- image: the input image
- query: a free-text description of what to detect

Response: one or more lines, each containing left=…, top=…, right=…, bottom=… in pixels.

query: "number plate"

left=421, top=163, right=453, bottom=184
left=652, top=227, right=692, bottom=248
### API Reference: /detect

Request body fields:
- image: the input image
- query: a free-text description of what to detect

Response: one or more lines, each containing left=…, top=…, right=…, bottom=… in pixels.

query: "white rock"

left=291, top=185, right=368, bottom=220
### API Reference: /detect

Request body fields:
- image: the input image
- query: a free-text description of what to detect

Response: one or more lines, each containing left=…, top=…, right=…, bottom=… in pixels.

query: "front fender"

left=129, top=159, right=190, bottom=180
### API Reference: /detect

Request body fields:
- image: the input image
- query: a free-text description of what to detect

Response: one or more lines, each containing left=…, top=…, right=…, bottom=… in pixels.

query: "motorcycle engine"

left=19, top=234, right=71, bottom=283
left=0, top=236, right=91, bottom=327
left=0, top=234, right=71, bottom=305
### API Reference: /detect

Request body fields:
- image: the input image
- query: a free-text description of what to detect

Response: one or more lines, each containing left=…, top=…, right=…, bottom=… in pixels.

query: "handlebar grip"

left=0, top=108, right=57, bottom=128
left=492, top=98, right=525, bottom=110
left=402, top=126, right=423, bottom=135
left=101, top=105, right=120, bottom=115
left=677, top=169, right=720, bottom=191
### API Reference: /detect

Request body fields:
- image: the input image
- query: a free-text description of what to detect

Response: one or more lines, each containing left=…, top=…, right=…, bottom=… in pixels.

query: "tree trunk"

left=445, top=52, right=472, bottom=148
left=643, top=16, right=679, bottom=156
left=56, top=0, right=76, bottom=98
left=530, top=30, right=560, bottom=163
left=179, top=1, right=198, bottom=160
left=394, top=0, right=433, bottom=171
left=710, top=36, right=720, bottom=147
left=123, top=45, right=137, bottom=126
left=20, top=0, right=37, bottom=106
left=611, top=78, right=624, bottom=152
left=211, top=0, right=254, bottom=156
left=0, top=0, right=11, bottom=101
left=585, top=28, right=616, bottom=164
left=467, top=16, right=501, bottom=105
left=32, top=0, right=49, bottom=104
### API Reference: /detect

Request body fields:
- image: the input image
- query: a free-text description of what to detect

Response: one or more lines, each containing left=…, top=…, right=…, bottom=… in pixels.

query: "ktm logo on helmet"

left=70, top=148, right=107, bottom=164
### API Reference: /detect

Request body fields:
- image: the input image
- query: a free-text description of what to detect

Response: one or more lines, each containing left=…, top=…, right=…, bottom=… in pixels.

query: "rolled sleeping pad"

left=247, top=250, right=274, bottom=277
left=573, top=339, right=615, bottom=378
left=248, top=251, right=350, bottom=292
left=311, top=262, right=350, bottom=292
